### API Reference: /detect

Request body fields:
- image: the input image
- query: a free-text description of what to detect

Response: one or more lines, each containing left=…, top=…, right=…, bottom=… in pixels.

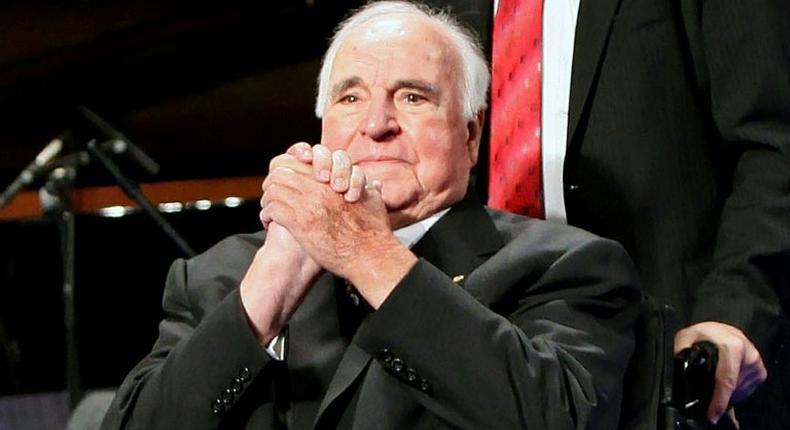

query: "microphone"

left=77, top=106, right=160, bottom=176
left=0, top=136, right=65, bottom=209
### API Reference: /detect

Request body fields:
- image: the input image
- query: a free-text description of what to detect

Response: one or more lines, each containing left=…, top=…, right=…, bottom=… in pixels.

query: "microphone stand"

left=86, top=140, right=196, bottom=257
left=36, top=137, right=194, bottom=411
left=39, top=161, right=81, bottom=410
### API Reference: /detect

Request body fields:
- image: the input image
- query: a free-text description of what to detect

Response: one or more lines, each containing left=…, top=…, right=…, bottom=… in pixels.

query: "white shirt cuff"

left=265, top=332, right=287, bottom=361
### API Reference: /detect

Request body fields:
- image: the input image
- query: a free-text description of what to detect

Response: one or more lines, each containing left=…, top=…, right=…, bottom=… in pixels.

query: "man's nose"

left=360, top=97, right=400, bottom=141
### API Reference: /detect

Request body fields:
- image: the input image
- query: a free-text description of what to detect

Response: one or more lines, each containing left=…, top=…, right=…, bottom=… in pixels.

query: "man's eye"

left=340, top=94, right=358, bottom=103
left=405, top=93, right=425, bottom=104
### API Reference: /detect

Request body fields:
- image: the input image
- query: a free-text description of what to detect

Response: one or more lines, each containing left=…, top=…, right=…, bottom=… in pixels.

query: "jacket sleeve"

left=100, top=256, right=274, bottom=430
left=687, top=0, right=790, bottom=360
left=352, top=235, right=641, bottom=429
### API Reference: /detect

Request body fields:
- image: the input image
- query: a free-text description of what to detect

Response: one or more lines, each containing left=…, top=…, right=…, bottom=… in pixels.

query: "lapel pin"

left=452, top=275, right=465, bottom=285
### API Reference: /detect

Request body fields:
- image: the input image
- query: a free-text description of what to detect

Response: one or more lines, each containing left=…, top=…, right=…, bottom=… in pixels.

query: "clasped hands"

left=240, top=142, right=417, bottom=345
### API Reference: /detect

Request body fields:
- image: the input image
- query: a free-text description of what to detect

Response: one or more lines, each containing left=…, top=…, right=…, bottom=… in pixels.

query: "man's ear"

left=466, top=110, right=485, bottom=166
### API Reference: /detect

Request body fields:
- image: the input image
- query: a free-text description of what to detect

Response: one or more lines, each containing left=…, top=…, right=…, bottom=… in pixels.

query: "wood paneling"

left=0, top=176, right=262, bottom=221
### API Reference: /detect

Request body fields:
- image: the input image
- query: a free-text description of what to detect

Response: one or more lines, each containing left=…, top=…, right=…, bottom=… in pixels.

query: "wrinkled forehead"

left=334, top=14, right=461, bottom=82
left=353, top=14, right=414, bottom=41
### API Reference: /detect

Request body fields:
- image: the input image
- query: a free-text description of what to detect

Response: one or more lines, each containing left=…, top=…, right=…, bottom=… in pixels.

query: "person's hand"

left=262, top=143, right=367, bottom=228
left=241, top=142, right=376, bottom=344
left=241, top=142, right=335, bottom=346
left=240, top=221, right=322, bottom=345
left=261, top=148, right=416, bottom=309
left=675, top=321, right=767, bottom=423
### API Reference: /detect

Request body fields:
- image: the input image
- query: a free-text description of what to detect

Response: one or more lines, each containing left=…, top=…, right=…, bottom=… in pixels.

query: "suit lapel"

left=313, top=342, right=372, bottom=428
left=411, top=190, right=502, bottom=281
left=567, top=0, right=624, bottom=147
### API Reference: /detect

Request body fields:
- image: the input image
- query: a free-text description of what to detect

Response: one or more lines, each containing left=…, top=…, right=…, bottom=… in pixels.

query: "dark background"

left=0, top=0, right=489, bottom=398
left=0, top=0, right=363, bottom=397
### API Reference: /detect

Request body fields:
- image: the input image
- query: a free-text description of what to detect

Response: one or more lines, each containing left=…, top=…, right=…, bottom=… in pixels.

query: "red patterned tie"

left=488, top=0, right=544, bottom=218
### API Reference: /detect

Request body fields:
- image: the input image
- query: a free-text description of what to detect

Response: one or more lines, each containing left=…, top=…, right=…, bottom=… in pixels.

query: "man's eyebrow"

left=393, top=80, right=440, bottom=98
left=330, top=77, right=363, bottom=99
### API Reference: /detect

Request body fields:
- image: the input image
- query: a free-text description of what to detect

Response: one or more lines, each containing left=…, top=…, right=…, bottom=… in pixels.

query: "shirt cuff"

left=265, top=330, right=287, bottom=361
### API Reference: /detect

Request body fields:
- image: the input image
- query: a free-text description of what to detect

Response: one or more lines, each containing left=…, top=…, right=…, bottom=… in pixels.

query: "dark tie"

left=488, top=0, right=544, bottom=218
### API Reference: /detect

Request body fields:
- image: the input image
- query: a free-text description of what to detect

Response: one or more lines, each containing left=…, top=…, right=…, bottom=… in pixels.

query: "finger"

left=263, top=166, right=304, bottom=194
left=732, top=345, right=767, bottom=403
left=261, top=168, right=288, bottom=220
left=732, top=375, right=762, bottom=404
left=330, top=150, right=352, bottom=193
left=312, top=144, right=332, bottom=183
left=674, top=328, right=697, bottom=355
left=285, top=142, right=314, bottom=163
left=261, top=177, right=302, bottom=227
left=344, top=165, right=366, bottom=202
left=268, top=153, right=312, bottom=177
left=708, top=344, right=741, bottom=423
left=260, top=199, right=296, bottom=230
left=364, top=180, right=384, bottom=200
left=259, top=209, right=272, bottom=229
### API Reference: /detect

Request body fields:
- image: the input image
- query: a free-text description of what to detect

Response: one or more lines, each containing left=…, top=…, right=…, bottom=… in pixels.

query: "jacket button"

left=380, top=349, right=394, bottom=364
left=239, top=367, right=251, bottom=382
left=419, top=378, right=432, bottom=394
left=212, top=399, right=224, bottom=415
left=231, top=378, right=243, bottom=393
left=392, top=358, right=404, bottom=373
left=221, top=388, right=234, bottom=405
left=406, top=368, right=418, bottom=383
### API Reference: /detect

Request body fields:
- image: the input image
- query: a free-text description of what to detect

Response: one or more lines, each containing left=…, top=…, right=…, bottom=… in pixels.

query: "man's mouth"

left=356, top=156, right=404, bottom=166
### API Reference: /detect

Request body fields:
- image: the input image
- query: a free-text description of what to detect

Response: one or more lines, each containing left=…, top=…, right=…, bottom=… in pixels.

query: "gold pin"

left=452, top=275, right=465, bottom=285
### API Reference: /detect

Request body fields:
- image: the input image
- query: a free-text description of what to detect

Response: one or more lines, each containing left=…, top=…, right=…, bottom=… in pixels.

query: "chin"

left=380, top=186, right=418, bottom=212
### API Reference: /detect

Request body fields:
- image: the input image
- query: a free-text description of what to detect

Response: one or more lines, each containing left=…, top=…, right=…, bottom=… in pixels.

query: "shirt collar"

left=393, top=207, right=451, bottom=249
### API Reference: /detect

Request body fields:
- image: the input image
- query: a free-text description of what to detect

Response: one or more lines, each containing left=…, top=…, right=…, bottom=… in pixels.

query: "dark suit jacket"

left=101, top=194, right=640, bottom=429
left=438, top=0, right=790, bottom=426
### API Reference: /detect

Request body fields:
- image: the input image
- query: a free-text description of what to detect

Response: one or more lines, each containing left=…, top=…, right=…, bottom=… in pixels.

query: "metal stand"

left=86, top=140, right=195, bottom=257
left=34, top=137, right=195, bottom=411
left=40, top=165, right=81, bottom=410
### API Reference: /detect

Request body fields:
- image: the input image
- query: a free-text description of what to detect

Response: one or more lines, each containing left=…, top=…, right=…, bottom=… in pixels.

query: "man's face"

left=320, top=15, right=482, bottom=228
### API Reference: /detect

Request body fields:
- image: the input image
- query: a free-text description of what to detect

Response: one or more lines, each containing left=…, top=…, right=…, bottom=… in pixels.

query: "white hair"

left=314, top=1, right=490, bottom=121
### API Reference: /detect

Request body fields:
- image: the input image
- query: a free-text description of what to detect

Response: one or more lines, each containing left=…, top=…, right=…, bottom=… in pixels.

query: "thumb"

left=364, top=180, right=384, bottom=199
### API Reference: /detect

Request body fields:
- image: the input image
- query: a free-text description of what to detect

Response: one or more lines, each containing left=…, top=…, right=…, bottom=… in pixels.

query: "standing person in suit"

left=435, top=0, right=790, bottom=427
left=101, top=2, right=641, bottom=429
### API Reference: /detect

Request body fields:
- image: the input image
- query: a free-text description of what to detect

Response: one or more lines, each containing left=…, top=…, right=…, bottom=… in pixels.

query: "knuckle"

left=269, top=154, right=288, bottom=169
left=291, top=141, right=308, bottom=151
left=758, top=366, right=768, bottom=381
left=314, top=144, right=329, bottom=155
left=716, top=374, right=738, bottom=391
left=730, top=340, right=747, bottom=356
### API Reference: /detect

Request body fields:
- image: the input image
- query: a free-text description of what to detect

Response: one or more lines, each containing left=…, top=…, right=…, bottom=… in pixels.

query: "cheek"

left=320, top=115, right=357, bottom=150
left=412, top=119, right=472, bottom=185
left=414, top=118, right=469, bottom=164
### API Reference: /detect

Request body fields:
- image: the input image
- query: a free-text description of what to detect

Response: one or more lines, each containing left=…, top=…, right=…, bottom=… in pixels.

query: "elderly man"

left=101, top=2, right=639, bottom=429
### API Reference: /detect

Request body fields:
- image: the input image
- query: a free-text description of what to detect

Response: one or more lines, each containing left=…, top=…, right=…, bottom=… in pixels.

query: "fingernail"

left=332, top=151, right=347, bottom=167
left=319, top=170, right=330, bottom=182
left=333, top=177, right=347, bottom=190
left=345, top=189, right=359, bottom=202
